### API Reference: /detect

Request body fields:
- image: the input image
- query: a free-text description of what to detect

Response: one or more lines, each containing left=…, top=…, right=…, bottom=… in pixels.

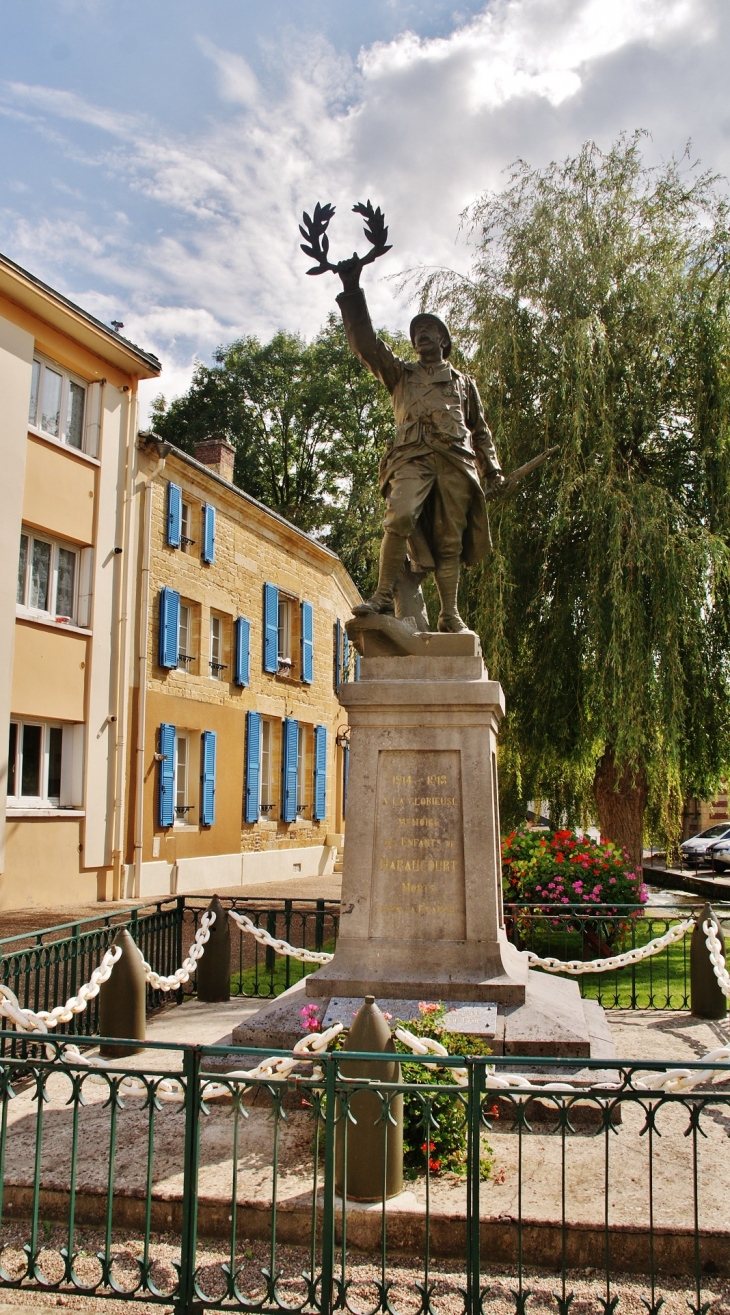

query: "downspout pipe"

left=110, top=385, right=137, bottom=900
left=132, top=435, right=170, bottom=899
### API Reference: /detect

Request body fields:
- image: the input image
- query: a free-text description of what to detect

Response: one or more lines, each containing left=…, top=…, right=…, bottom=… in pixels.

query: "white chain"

left=703, top=917, right=730, bottom=998
left=140, top=910, right=215, bottom=990
left=525, top=917, right=694, bottom=975
left=228, top=909, right=333, bottom=963
left=0, top=944, right=122, bottom=1035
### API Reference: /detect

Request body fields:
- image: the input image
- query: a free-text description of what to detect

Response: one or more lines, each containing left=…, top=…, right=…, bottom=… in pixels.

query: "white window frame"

left=17, top=528, right=80, bottom=625
left=278, top=596, right=293, bottom=673
left=28, top=353, right=89, bottom=452
left=260, top=718, right=274, bottom=813
left=174, top=732, right=196, bottom=826
left=297, top=724, right=309, bottom=814
left=180, top=500, right=195, bottom=553
left=8, top=719, right=64, bottom=806
left=209, top=613, right=228, bottom=680
left=178, top=601, right=197, bottom=669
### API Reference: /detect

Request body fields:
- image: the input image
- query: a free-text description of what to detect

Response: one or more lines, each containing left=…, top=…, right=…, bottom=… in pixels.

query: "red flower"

left=429, top=1159, right=441, bottom=1173
left=554, top=853, right=565, bottom=863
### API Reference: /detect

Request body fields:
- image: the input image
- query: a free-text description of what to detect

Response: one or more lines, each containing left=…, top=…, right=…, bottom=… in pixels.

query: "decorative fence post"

left=690, top=902, right=727, bottom=1020
left=334, top=996, right=403, bottom=1201
left=196, top=896, right=230, bottom=1002
left=98, top=928, right=146, bottom=1056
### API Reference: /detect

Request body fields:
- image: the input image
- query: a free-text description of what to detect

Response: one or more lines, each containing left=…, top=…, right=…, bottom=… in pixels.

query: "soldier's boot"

left=352, top=532, right=408, bottom=616
left=435, top=557, right=469, bottom=633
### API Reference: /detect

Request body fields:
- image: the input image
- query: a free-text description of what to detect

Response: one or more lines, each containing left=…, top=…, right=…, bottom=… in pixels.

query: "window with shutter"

left=244, top=710, right=261, bottom=823
left=201, top=504, right=216, bottom=564
left=300, top=600, right=314, bottom=684
left=158, top=587, right=180, bottom=668
left=200, top=730, right=217, bottom=826
left=263, top=583, right=279, bottom=673
left=281, top=716, right=299, bottom=823
left=235, top=616, right=251, bottom=687
left=167, top=483, right=182, bottom=548
left=313, top=725, right=327, bottom=821
left=334, top=618, right=342, bottom=691
left=158, top=723, right=176, bottom=827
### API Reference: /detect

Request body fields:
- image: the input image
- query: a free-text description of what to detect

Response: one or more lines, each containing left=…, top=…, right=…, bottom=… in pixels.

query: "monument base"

left=303, top=927, right=528, bottom=1003
left=230, top=971, right=616, bottom=1061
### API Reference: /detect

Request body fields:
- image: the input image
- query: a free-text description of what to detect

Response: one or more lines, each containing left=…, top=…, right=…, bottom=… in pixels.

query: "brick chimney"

left=193, top=436, right=235, bottom=483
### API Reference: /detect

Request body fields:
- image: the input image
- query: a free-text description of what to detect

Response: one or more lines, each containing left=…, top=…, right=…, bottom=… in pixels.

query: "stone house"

left=128, top=435, right=360, bottom=897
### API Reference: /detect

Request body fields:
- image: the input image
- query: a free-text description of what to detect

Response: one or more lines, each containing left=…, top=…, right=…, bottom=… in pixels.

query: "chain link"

left=227, top=909, right=333, bottom=963
left=525, top=917, right=694, bottom=975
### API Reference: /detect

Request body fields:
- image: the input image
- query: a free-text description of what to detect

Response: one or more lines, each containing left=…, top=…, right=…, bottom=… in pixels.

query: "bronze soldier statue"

left=299, top=201, right=553, bottom=634
left=335, top=256, right=504, bottom=632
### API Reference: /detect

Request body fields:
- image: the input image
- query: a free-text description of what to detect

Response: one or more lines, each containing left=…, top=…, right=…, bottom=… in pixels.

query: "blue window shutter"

left=334, top=618, right=342, bottom=692
left=342, top=744, right=350, bottom=820
left=235, top=617, right=251, bottom=687
left=158, top=587, right=180, bottom=668
left=200, top=730, right=217, bottom=826
left=158, top=723, right=176, bottom=827
left=244, top=711, right=261, bottom=823
left=167, top=482, right=182, bottom=548
left=300, top=600, right=314, bottom=684
left=263, top=583, right=279, bottom=673
left=355, top=653, right=361, bottom=681
left=201, top=504, right=216, bottom=564
left=281, top=717, right=299, bottom=822
left=313, top=725, right=327, bottom=822
left=343, top=632, right=350, bottom=683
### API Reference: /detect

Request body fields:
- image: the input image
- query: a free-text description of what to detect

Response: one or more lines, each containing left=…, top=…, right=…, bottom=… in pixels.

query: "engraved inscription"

left=369, top=750, right=466, bottom=942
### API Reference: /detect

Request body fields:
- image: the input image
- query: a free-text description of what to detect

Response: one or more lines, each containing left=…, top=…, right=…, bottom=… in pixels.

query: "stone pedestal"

left=232, top=622, right=610, bottom=1061
left=306, top=636, right=527, bottom=1003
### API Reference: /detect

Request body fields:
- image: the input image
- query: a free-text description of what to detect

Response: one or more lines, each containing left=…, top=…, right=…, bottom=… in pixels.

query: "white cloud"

left=0, top=0, right=724, bottom=422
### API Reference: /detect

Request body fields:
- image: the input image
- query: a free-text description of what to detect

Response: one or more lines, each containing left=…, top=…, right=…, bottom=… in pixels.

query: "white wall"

left=133, top=843, right=336, bottom=898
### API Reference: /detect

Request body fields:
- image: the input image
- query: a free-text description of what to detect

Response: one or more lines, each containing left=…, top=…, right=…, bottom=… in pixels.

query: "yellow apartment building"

left=127, top=435, right=360, bottom=897
left=0, top=251, right=161, bottom=910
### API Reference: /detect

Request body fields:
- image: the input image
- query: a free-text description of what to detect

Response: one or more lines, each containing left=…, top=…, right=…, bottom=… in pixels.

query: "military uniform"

left=336, top=288, right=501, bottom=574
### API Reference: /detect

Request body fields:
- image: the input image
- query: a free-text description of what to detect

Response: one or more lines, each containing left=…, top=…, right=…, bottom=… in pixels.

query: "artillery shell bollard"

left=335, top=995, right=403, bottom=1202
left=98, top=928, right=146, bottom=1057
left=691, top=902, right=727, bottom=1020
left=196, top=895, right=231, bottom=1002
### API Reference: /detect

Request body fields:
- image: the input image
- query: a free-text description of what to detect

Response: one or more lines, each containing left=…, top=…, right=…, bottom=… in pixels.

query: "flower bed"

left=501, top=826, right=646, bottom=907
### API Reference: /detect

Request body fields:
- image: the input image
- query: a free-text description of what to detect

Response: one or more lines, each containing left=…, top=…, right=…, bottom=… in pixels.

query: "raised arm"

left=335, top=257, right=402, bottom=394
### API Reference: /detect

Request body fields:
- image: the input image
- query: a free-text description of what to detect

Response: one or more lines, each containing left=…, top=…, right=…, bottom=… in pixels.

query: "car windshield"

left=697, top=824, right=730, bottom=839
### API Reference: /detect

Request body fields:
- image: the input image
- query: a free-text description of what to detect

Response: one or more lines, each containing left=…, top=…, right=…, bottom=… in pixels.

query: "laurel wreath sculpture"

left=299, top=200, right=392, bottom=276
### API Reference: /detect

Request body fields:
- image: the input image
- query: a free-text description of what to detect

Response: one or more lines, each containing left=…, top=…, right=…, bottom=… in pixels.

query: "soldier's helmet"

left=410, top=313, right=452, bottom=359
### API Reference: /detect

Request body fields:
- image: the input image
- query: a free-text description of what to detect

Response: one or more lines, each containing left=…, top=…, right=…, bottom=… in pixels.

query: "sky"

left=1, top=0, right=729, bottom=418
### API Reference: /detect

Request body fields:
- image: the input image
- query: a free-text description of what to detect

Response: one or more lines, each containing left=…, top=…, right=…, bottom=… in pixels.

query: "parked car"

left=680, top=824, right=730, bottom=868
left=709, top=839, right=730, bottom=873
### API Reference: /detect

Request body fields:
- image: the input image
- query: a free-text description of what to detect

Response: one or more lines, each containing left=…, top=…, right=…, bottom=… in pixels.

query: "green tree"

left=417, top=134, right=730, bottom=864
left=150, top=315, right=404, bottom=595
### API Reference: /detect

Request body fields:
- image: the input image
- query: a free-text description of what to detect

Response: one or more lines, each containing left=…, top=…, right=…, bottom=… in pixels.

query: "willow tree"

left=419, top=135, right=730, bottom=865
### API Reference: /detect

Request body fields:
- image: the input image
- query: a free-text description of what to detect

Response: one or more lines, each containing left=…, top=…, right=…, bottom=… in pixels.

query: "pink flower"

left=419, top=1002, right=439, bottom=1015
left=609, top=877, right=616, bottom=884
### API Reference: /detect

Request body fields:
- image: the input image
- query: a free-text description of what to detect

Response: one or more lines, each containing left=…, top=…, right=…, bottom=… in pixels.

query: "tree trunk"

left=593, top=747, right=647, bottom=874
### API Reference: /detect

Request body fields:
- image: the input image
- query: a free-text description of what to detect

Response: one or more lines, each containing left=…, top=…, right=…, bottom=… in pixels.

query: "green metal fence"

left=3, top=899, right=726, bottom=1036
left=504, top=901, right=730, bottom=1009
left=0, top=898, right=184, bottom=1051
left=0, top=1030, right=727, bottom=1314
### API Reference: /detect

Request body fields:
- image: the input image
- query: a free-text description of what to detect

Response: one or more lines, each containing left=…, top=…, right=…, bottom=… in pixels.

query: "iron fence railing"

left=3, top=899, right=727, bottom=1035
left=185, top=896, right=340, bottom=998
left=0, top=898, right=184, bottom=1051
left=0, top=1031, right=727, bottom=1313
left=503, top=901, right=730, bottom=1010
